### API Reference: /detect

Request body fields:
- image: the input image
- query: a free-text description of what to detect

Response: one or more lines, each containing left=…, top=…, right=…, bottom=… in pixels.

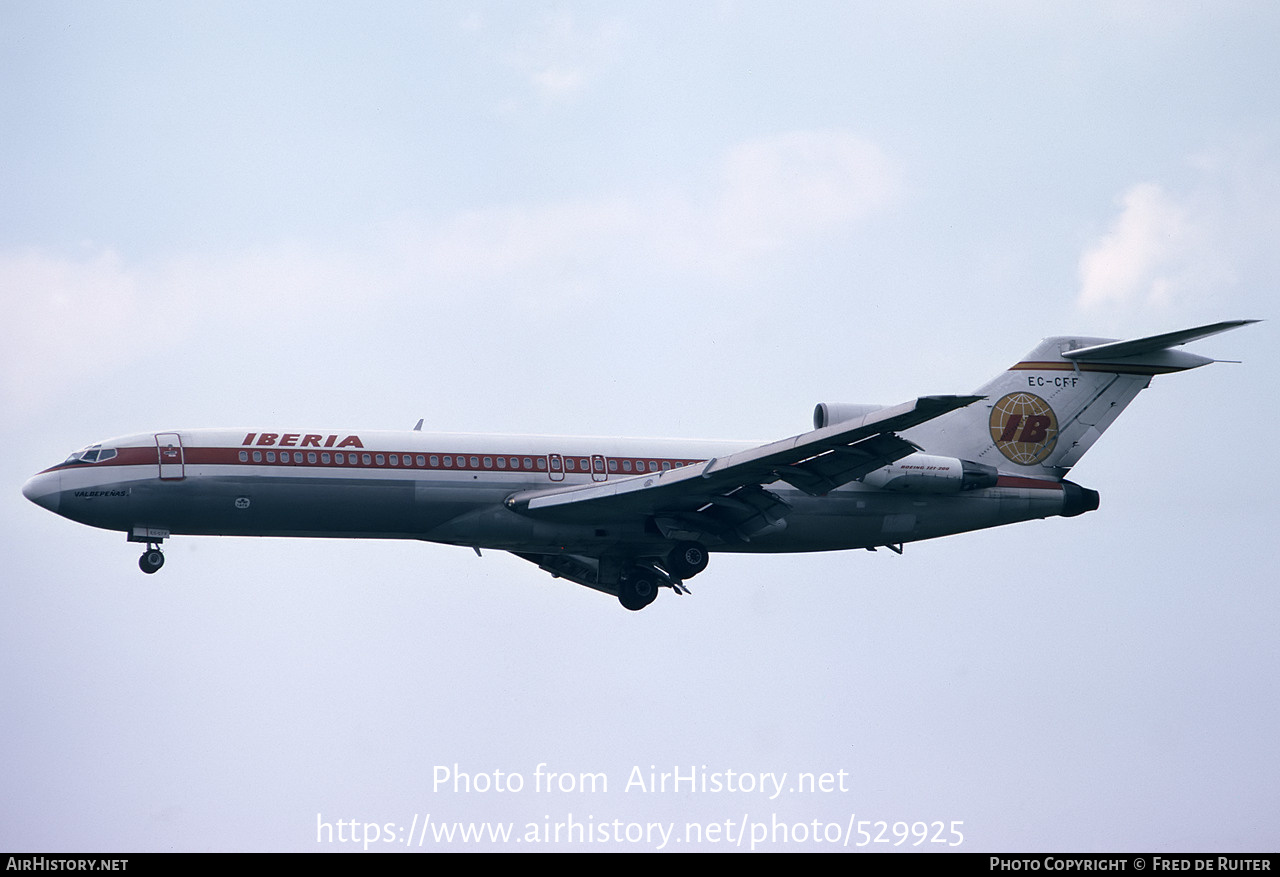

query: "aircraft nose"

left=22, top=471, right=61, bottom=514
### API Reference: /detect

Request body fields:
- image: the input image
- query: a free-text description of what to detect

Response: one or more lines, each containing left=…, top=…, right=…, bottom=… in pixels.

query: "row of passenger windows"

left=235, top=449, right=692, bottom=472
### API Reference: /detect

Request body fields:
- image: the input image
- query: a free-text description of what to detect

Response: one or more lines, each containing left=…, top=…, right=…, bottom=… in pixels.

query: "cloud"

left=0, top=248, right=147, bottom=413
left=1076, top=182, right=1201, bottom=312
left=705, top=130, right=901, bottom=266
left=1076, top=144, right=1280, bottom=319
left=0, top=130, right=902, bottom=416
left=393, top=129, right=901, bottom=285
left=502, top=10, right=629, bottom=102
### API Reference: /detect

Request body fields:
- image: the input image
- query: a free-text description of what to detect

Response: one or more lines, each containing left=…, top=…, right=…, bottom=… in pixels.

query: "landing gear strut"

left=138, top=544, right=165, bottom=574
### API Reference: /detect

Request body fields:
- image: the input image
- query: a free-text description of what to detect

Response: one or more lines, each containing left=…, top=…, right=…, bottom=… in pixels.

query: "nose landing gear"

left=128, top=527, right=170, bottom=575
left=138, top=544, right=165, bottom=574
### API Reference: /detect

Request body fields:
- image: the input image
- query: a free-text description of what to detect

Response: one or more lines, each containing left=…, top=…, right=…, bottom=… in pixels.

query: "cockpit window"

left=63, top=445, right=118, bottom=465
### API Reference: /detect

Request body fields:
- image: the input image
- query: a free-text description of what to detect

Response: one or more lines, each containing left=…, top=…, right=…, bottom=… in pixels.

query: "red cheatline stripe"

left=995, top=475, right=1062, bottom=490
left=43, top=446, right=1065, bottom=491
left=49, top=444, right=1062, bottom=490
left=1010, top=360, right=1186, bottom=376
left=45, top=445, right=705, bottom=475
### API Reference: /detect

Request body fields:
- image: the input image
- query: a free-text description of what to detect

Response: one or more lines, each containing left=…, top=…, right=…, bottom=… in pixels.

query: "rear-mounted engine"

left=1060, top=480, right=1101, bottom=517
left=860, top=454, right=999, bottom=493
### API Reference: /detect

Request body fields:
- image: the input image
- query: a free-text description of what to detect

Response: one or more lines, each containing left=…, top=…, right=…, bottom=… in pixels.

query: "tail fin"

left=905, top=320, right=1257, bottom=479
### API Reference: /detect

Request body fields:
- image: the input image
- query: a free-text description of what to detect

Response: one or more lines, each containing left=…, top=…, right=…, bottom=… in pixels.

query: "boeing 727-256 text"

left=22, top=321, right=1255, bottom=610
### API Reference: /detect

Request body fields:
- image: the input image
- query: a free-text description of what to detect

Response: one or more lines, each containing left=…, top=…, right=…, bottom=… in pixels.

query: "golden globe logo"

left=989, top=392, right=1058, bottom=465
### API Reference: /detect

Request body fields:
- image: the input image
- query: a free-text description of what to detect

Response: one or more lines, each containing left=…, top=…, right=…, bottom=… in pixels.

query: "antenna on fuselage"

left=413, top=418, right=423, bottom=431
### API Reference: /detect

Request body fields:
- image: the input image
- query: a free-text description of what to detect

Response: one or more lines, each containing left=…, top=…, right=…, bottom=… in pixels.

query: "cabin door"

left=156, top=433, right=185, bottom=480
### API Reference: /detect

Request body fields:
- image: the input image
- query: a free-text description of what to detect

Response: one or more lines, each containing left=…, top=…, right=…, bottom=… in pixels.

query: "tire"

left=139, top=550, right=165, bottom=574
left=618, top=572, right=659, bottom=611
left=666, top=541, right=708, bottom=579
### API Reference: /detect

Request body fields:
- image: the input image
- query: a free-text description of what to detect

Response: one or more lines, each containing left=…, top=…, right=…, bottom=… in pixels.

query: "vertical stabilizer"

left=903, top=320, right=1257, bottom=479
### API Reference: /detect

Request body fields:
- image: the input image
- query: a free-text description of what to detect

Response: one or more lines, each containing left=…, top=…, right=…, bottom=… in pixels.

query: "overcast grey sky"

left=3, top=1, right=1277, bottom=851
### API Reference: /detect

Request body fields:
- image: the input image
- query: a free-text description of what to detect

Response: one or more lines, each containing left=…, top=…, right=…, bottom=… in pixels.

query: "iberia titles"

left=241, top=433, right=365, bottom=449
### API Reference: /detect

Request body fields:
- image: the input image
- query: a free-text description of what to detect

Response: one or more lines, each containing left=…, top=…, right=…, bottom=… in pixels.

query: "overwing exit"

left=22, top=320, right=1256, bottom=610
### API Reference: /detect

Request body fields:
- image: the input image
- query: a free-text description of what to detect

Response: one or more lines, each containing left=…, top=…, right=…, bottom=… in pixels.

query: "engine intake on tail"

left=813, top=402, right=885, bottom=429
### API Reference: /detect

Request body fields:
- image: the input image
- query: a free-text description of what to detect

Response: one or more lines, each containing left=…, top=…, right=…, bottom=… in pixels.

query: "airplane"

left=22, top=320, right=1256, bottom=611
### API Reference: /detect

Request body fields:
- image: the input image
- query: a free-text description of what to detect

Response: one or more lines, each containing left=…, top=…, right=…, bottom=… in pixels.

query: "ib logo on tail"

left=989, top=392, right=1059, bottom=465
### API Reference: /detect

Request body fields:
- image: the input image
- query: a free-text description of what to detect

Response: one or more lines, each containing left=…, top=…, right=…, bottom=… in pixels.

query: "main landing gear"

left=616, top=541, right=710, bottom=612
left=138, top=544, right=165, bottom=574
left=665, top=541, right=709, bottom=580
left=618, top=568, right=660, bottom=611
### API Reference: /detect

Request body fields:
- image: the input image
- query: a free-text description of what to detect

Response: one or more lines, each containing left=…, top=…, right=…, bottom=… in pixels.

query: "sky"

left=2, top=0, right=1277, bottom=852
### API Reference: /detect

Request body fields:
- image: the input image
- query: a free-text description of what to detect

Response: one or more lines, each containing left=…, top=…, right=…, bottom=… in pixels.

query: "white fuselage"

left=21, top=320, right=1251, bottom=609
left=23, top=426, right=1074, bottom=559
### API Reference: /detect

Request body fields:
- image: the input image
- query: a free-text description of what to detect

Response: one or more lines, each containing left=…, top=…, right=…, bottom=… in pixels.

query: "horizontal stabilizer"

left=1061, top=320, right=1259, bottom=361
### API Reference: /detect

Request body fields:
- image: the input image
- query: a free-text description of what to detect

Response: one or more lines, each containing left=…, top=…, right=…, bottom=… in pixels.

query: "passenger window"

left=308, top=452, right=317, bottom=463
left=239, top=451, right=248, bottom=462
left=362, top=454, right=372, bottom=465
left=418, top=455, right=427, bottom=467
left=375, top=454, right=385, bottom=466
left=321, top=453, right=330, bottom=464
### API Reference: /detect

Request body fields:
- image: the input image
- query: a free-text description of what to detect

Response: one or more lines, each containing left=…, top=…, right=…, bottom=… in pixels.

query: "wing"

left=504, top=394, right=982, bottom=543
